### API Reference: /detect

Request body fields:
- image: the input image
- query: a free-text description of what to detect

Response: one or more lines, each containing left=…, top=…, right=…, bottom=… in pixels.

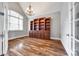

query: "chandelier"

left=26, top=4, right=34, bottom=16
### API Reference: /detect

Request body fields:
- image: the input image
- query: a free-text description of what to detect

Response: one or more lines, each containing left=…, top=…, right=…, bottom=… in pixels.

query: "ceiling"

left=19, top=2, right=63, bottom=17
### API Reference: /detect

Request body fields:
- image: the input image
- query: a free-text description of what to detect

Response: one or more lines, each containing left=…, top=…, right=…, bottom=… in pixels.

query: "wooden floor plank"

left=7, top=37, right=67, bottom=56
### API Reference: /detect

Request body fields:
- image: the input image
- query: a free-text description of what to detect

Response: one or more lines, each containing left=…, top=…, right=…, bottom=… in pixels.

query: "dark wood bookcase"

left=29, top=17, right=51, bottom=40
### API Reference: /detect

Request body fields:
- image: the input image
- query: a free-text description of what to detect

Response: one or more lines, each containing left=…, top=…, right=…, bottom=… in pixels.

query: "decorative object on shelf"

left=26, top=4, right=35, bottom=16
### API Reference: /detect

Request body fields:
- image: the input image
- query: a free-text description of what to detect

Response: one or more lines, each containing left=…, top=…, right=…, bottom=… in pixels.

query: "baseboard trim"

left=61, top=39, right=69, bottom=56
left=9, top=35, right=29, bottom=40
left=50, top=37, right=60, bottom=40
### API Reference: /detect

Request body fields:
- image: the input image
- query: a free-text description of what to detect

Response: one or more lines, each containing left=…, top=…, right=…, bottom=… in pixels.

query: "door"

left=0, top=2, right=8, bottom=55
left=61, top=3, right=72, bottom=56
left=0, top=2, right=4, bottom=55
left=73, top=2, right=79, bottom=56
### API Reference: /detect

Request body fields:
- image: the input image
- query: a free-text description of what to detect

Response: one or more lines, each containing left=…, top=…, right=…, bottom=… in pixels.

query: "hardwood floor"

left=7, top=37, right=67, bottom=56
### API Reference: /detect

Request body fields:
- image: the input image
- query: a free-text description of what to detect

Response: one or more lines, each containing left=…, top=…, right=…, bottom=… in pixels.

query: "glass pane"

left=9, top=17, right=18, bottom=24
left=75, top=2, right=79, bottom=19
left=8, top=10, right=23, bottom=30
left=19, top=19, right=23, bottom=30
left=9, top=17, right=19, bottom=30
left=9, top=23, right=18, bottom=30
left=10, top=10, right=19, bottom=17
left=75, top=40, right=79, bottom=56
left=75, top=21, right=79, bottom=40
left=18, top=14, right=23, bottom=19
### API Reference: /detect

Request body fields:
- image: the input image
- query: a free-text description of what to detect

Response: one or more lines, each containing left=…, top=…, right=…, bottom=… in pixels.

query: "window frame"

left=8, top=10, right=23, bottom=31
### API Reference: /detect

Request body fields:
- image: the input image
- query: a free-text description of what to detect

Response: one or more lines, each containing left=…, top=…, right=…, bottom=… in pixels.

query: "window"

left=8, top=10, right=23, bottom=31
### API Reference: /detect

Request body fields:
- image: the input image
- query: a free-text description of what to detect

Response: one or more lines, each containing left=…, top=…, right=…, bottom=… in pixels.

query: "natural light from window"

left=8, top=10, right=23, bottom=31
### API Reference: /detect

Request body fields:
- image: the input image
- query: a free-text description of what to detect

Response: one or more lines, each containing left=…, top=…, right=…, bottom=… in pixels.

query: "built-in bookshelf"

left=29, top=17, right=51, bottom=39
left=30, top=17, right=50, bottom=31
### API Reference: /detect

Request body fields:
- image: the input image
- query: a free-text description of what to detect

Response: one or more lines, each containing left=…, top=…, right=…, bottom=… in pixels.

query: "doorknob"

left=71, top=34, right=73, bottom=36
left=66, top=34, right=69, bottom=36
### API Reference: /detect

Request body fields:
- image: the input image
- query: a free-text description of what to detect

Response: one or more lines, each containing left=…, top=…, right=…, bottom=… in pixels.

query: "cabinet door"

left=44, top=31, right=50, bottom=39
left=29, top=31, right=32, bottom=37
left=38, top=31, right=40, bottom=39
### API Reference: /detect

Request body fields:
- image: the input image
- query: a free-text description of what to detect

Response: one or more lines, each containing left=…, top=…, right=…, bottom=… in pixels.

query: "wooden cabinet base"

left=29, top=30, right=50, bottom=40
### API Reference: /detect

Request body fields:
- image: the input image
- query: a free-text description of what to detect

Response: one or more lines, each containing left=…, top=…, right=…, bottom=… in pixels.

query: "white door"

left=0, top=2, right=8, bottom=55
left=61, top=3, right=72, bottom=56
left=0, top=2, right=4, bottom=55
left=66, top=3, right=73, bottom=56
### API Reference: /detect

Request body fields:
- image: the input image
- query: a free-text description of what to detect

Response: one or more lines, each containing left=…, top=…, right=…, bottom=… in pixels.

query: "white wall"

left=60, top=2, right=71, bottom=55
left=8, top=2, right=28, bottom=40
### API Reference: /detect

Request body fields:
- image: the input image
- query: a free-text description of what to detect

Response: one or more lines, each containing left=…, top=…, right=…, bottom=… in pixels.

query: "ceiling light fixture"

left=26, top=4, right=35, bottom=16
